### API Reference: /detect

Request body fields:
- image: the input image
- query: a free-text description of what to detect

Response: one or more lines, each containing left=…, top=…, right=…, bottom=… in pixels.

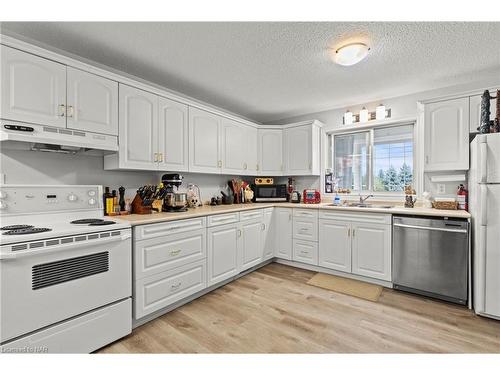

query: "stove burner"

left=70, top=219, right=105, bottom=225
left=88, top=220, right=116, bottom=226
left=0, top=225, right=34, bottom=231
left=3, top=227, right=52, bottom=235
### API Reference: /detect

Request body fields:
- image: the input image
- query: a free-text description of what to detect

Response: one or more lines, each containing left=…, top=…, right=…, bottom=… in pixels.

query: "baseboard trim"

left=274, top=258, right=393, bottom=288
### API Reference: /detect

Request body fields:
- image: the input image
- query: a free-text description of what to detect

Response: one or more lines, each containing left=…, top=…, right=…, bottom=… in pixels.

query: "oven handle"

left=0, top=233, right=131, bottom=260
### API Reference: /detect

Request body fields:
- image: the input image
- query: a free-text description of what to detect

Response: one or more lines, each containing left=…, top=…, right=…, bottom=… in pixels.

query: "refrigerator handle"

left=479, top=142, right=487, bottom=183
left=480, top=184, right=487, bottom=226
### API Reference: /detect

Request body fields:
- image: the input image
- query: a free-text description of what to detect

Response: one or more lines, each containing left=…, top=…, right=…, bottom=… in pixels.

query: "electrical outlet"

left=437, top=184, right=446, bottom=194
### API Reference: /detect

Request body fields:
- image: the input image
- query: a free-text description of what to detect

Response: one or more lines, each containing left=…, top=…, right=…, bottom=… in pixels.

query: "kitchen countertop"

left=117, top=201, right=471, bottom=226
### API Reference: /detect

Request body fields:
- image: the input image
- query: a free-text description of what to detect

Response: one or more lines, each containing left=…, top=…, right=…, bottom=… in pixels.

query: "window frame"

left=328, top=121, right=417, bottom=197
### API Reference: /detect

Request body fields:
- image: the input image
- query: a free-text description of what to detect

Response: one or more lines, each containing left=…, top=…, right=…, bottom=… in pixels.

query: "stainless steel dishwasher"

left=392, top=216, right=469, bottom=305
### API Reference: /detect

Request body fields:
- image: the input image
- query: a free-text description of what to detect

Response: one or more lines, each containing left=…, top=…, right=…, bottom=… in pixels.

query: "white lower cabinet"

left=318, top=211, right=392, bottom=282
left=275, top=208, right=293, bottom=260
left=239, top=219, right=263, bottom=271
left=319, top=220, right=351, bottom=273
left=134, top=259, right=206, bottom=319
left=262, top=208, right=274, bottom=260
left=351, top=222, right=391, bottom=281
left=207, top=222, right=240, bottom=286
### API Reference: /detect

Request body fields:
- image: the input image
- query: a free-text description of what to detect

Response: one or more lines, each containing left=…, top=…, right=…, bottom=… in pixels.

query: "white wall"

left=0, top=146, right=280, bottom=204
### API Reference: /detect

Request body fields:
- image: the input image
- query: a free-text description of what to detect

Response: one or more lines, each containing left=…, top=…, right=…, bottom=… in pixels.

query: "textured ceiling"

left=1, top=22, right=499, bottom=122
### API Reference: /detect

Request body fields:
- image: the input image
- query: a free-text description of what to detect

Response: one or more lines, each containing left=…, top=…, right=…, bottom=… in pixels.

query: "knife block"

left=131, top=194, right=152, bottom=215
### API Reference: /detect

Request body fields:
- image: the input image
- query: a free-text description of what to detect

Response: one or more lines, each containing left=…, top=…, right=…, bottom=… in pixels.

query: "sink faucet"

left=359, top=194, right=374, bottom=204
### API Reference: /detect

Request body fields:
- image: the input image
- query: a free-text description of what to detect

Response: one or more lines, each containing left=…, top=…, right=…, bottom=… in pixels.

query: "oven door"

left=0, top=229, right=132, bottom=343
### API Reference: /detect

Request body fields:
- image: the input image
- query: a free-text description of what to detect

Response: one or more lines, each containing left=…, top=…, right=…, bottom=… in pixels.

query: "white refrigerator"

left=470, top=133, right=500, bottom=320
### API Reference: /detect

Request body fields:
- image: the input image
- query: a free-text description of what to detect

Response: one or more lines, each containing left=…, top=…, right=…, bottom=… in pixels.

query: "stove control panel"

left=0, top=185, right=103, bottom=215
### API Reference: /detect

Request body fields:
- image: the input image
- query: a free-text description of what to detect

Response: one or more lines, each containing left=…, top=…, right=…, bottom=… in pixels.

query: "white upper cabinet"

left=246, top=126, right=259, bottom=175
left=189, top=107, right=222, bottom=174
left=1, top=45, right=66, bottom=128
left=424, top=97, right=470, bottom=171
left=470, top=92, right=496, bottom=134
left=115, top=84, right=158, bottom=170
left=284, top=123, right=321, bottom=176
left=158, top=97, right=189, bottom=172
left=221, top=118, right=247, bottom=175
left=258, top=129, right=284, bottom=175
left=66, top=67, right=118, bottom=135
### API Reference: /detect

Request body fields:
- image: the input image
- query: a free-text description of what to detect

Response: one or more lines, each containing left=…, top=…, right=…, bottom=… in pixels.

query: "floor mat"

left=307, top=272, right=383, bottom=302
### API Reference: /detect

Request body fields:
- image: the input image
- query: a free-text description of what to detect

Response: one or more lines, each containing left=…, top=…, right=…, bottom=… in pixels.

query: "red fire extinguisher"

left=457, top=184, right=468, bottom=211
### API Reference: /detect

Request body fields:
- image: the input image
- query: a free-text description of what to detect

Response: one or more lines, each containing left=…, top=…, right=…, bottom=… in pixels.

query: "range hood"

left=0, top=120, right=119, bottom=152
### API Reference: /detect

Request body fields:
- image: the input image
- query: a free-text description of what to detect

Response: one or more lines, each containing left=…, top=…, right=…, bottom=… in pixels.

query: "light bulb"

left=344, top=110, right=353, bottom=125
left=359, top=107, right=369, bottom=123
left=376, top=104, right=386, bottom=120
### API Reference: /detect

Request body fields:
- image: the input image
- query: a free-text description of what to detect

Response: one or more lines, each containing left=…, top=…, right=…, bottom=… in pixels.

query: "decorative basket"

left=432, top=201, right=458, bottom=210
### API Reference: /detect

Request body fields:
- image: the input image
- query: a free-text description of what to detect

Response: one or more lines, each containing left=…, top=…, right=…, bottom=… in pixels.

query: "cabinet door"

left=424, top=98, right=469, bottom=171
left=158, top=96, right=188, bottom=171
left=470, top=93, right=496, bottom=134
left=1, top=45, right=66, bottom=128
left=221, top=118, right=246, bottom=175
left=274, top=208, right=293, bottom=260
left=258, top=129, right=283, bottom=175
left=189, top=107, right=222, bottom=173
left=246, top=126, right=259, bottom=175
left=118, top=84, right=158, bottom=170
left=262, top=208, right=275, bottom=260
left=285, top=125, right=312, bottom=175
left=240, top=219, right=263, bottom=271
left=207, top=223, right=239, bottom=286
left=351, top=223, right=391, bottom=281
left=319, top=220, right=351, bottom=273
left=66, top=67, right=118, bottom=135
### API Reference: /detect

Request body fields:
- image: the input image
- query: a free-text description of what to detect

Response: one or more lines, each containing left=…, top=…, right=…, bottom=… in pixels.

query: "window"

left=330, top=124, right=414, bottom=194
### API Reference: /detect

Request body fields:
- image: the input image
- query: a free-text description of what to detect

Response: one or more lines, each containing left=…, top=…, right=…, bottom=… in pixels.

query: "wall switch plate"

left=437, top=184, right=446, bottom=194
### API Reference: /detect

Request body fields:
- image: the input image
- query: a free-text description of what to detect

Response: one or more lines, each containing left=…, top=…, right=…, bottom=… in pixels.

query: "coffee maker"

left=161, top=173, right=188, bottom=212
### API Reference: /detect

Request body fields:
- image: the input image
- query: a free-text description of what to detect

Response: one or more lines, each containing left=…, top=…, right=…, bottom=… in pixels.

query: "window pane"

left=334, top=132, right=369, bottom=191
left=373, top=125, right=413, bottom=192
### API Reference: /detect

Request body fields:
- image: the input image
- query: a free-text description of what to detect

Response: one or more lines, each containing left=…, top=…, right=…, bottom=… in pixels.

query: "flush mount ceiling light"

left=333, top=43, right=370, bottom=66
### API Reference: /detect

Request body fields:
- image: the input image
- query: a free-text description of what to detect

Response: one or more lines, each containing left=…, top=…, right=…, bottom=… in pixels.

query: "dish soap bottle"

left=333, top=193, right=341, bottom=206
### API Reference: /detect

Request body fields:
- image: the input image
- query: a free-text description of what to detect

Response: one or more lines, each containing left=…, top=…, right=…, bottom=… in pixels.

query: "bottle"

left=104, top=187, right=111, bottom=215
left=106, top=189, right=115, bottom=215
left=334, top=193, right=341, bottom=206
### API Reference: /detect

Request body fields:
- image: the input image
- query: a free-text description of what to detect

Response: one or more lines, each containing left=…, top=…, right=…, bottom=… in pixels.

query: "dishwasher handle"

left=393, top=223, right=468, bottom=234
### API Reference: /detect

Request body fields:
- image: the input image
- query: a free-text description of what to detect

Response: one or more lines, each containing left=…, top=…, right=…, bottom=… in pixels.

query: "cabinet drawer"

left=239, top=209, right=263, bottom=222
left=293, top=239, right=318, bottom=265
left=319, top=210, right=391, bottom=225
left=293, top=217, right=318, bottom=241
left=134, top=229, right=206, bottom=279
left=134, top=259, right=206, bottom=319
left=207, top=212, right=240, bottom=227
left=293, top=209, right=318, bottom=219
left=134, top=217, right=206, bottom=240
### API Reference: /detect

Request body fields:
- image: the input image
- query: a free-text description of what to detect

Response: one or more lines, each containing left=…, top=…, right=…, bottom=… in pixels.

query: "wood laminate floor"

left=99, top=263, right=500, bottom=353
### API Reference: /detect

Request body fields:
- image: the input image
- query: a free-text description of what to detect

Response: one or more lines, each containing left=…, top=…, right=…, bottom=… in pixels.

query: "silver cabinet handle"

left=256, top=164, right=260, bottom=171
left=67, top=105, right=74, bottom=118
left=352, top=229, right=355, bottom=237
left=58, top=104, right=66, bottom=117
left=243, top=162, right=247, bottom=170
left=153, top=153, right=158, bottom=162
left=170, top=249, right=181, bottom=256
left=347, top=228, right=351, bottom=237
left=170, top=282, right=182, bottom=290
left=159, top=153, right=164, bottom=162
left=393, top=223, right=467, bottom=233
left=237, top=229, right=242, bottom=237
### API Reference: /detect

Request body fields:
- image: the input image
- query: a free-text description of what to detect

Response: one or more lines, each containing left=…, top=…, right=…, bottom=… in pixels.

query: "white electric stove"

left=0, top=185, right=132, bottom=353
